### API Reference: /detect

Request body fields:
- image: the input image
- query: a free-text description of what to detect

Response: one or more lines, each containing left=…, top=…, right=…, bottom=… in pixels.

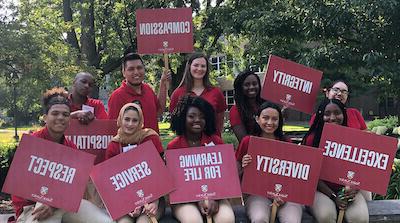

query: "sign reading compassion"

left=242, top=136, right=323, bottom=205
left=261, top=55, right=323, bottom=114
left=165, top=144, right=241, bottom=204
left=65, top=119, right=118, bottom=164
left=90, top=141, right=174, bottom=220
left=136, top=8, right=193, bottom=54
left=319, top=123, right=397, bottom=195
left=2, top=134, right=95, bottom=212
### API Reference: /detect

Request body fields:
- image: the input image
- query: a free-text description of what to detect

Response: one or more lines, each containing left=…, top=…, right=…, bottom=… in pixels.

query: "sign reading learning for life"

left=136, top=7, right=193, bottom=54
left=90, top=141, right=175, bottom=220
left=2, top=134, right=95, bottom=212
left=261, top=55, right=323, bottom=114
left=319, top=123, right=397, bottom=195
left=242, top=136, right=323, bottom=206
left=165, top=144, right=242, bottom=204
left=65, top=119, right=118, bottom=164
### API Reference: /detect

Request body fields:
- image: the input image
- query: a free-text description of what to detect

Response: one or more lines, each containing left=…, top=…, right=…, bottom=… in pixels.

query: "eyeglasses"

left=330, top=87, right=349, bottom=95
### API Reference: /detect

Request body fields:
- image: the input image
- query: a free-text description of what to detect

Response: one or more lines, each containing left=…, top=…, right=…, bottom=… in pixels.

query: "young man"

left=69, top=72, right=108, bottom=124
left=108, top=53, right=171, bottom=133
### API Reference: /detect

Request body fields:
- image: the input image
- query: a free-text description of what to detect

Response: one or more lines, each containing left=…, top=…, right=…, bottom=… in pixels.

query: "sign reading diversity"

left=165, top=144, right=242, bottom=204
left=242, top=136, right=323, bottom=205
left=2, top=134, right=95, bottom=212
left=319, top=123, right=397, bottom=195
left=90, top=141, right=174, bottom=220
left=136, top=7, right=193, bottom=54
left=261, top=55, right=323, bottom=114
left=65, top=119, right=118, bottom=164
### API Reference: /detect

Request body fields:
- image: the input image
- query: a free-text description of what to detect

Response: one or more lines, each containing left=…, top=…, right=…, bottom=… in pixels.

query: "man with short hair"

left=69, top=72, right=108, bottom=124
left=108, top=52, right=171, bottom=133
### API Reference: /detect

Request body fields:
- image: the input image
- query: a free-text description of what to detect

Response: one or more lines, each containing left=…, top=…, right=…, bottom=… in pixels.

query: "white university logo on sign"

left=285, top=94, right=292, bottom=102
left=347, top=171, right=355, bottom=180
left=201, top=185, right=208, bottom=193
left=163, top=41, right=169, bottom=48
left=40, top=186, right=48, bottom=196
left=136, top=189, right=144, bottom=198
left=275, top=184, right=282, bottom=193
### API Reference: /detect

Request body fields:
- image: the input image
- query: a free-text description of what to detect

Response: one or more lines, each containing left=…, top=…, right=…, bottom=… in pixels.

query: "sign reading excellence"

left=90, top=141, right=175, bottom=220
left=65, top=119, right=118, bottom=164
left=136, top=7, right=194, bottom=54
left=165, top=144, right=242, bottom=204
left=2, top=134, right=95, bottom=212
left=242, top=136, right=323, bottom=205
left=319, top=123, right=397, bottom=195
left=261, top=55, right=323, bottom=114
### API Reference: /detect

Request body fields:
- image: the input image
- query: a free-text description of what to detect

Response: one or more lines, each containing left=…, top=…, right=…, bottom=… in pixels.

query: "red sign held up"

left=319, top=123, right=397, bottom=195
left=261, top=55, right=323, bottom=114
left=136, top=8, right=194, bottom=54
left=90, top=141, right=175, bottom=220
left=165, top=144, right=242, bottom=204
left=242, top=136, right=323, bottom=206
left=65, top=119, right=118, bottom=164
left=2, top=134, right=95, bottom=212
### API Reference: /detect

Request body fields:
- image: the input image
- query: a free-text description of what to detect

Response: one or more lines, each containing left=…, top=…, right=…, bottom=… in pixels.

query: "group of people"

left=10, top=50, right=369, bottom=223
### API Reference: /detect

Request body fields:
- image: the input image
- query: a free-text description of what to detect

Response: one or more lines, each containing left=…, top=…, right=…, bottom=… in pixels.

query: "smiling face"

left=190, top=57, right=207, bottom=81
left=121, top=109, right=140, bottom=135
left=242, top=74, right=260, bottom=99
left=326, top=81, right=349, bottom=104
left=74, top=73, right=94, bottom=97
left=185, top=106, right=206, bottom=135
left=323, top=103, right=344, bottom=125
left=123, top=59, right=145, bottom=86
left=44, top=104, right=70, bottom=136
left=256, top=107, right=280, bottom=136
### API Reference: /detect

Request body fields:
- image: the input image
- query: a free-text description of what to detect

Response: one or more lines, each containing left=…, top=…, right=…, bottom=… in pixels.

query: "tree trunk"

left=62, top=0, right=80, bottom=53
left=80, top=0, right=99, bottom=68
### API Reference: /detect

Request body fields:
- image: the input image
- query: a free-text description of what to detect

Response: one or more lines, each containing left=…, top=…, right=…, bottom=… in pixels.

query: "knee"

left=177, top=215, right=203, bottom=223
left=345, top=211, right=369, bottom=223
left=214, top=209, right=235, bottom=223
left=313, top=209, right=336, bottom=223
left=248, top=212, right=269, bottom=223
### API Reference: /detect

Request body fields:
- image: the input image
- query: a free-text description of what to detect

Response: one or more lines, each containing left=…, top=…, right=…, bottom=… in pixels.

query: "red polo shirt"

left=105, top=135, right=164, bottom=159
left=108, top=81, right=160, bottom=133
left=166, top=134, right=224, bottom=150
left=170, top=86, right=227, bottom=135
left=235, top=135, right=291, bottom=161
left=309, top=108, right=367, bottom=130
left=11, top=127, right=77, bottom=219
left=69, top=95, right=108, bottom=119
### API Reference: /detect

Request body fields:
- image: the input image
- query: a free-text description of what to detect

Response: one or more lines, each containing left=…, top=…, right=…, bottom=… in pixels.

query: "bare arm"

left=157, top=69, right=171, bottom=117
left=232, top=125, right=247, bottom=142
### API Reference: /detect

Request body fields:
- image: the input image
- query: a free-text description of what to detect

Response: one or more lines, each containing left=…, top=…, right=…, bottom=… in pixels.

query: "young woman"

left=169, top=53, right=227, bottom=136
left=12, top=87, right=111, bottom=223
left=236, top=102, right=302, bottom=223
left=303, top=99, right=369, bottom=223
left=105, top=103, right=164, bottom=223
left=230, top=70, right=265, bottom=142
left=167, top=95, right=235, bottom=223
left=310, top=80, right=367, bottom=130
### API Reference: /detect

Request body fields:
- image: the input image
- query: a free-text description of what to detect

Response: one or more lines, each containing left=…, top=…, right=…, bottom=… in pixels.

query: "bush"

left=0, top=142, right=17, bottom=189
left=368, top=116, right=399, bottom=134
left=222, top=132, right=238, bottom=149
left=374, top=158, right=400, bottom=200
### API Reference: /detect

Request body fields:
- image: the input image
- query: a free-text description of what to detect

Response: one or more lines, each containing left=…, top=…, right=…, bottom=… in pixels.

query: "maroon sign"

left=261, top=55, right=323, bottom=114
left=136, top=7, right=194, bottom=54
left=165, top=144, right=242, bottom=204
left=319, top=123, right=397, bottom=195
left=242, top=136, right=323, bottom=205
left=65, top=119, right=118, bottom=164
left=2, top=134, right=95, bottom=212
left=90, top=141, right=174, bottom=220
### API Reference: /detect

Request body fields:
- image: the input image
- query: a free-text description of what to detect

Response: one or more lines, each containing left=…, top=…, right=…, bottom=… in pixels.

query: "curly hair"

left=233, top=70, right=264, bottom=134
left=170, top=95, right=216, bottom=136
left=302, top=98, right=348, bottom=147
left=178, top=52, right=213, bottom=92
left=42, top=87, right=69, bottom=114
left=253, top=102, right=286, bottom=140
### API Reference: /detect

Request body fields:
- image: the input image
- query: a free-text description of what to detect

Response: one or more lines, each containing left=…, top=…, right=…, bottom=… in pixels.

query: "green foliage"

left=367, top=116, right=399, bottom=132
left=222, top=131, right=238, bottom=149
left=0, top=142, right=16, bottom=169
left=374, top=158, right=400, bottom=200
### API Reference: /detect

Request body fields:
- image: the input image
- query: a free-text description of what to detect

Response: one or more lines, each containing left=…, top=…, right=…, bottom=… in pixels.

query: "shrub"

left=367, top=116, right=398, bottom=133
left=374, top=158, right=400, bottom=200
left=0, top=142, right=17, bottom=189
left=222, top=132, right=238, bottom=149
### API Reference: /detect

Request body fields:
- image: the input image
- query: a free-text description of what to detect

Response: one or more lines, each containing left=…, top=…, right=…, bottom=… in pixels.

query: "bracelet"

left=330, top=192, right=337, bottom=200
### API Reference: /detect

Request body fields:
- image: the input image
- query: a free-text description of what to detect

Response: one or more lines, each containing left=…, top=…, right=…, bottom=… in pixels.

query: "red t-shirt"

left=12, top=127, right=77, bottom=219
left=229, top=105, right=242, bottom=128
left=170, top=86, right=227, bottom=135
left=167, top=134, right=224, bottom=150
left=309, top=108, right=367, bottom=130
left=105, top=135, right=164, bottom=159
left=108, top=81, right=160, bottom=133
left=69, top=95, right=108, bottom=119
left=235, top=135, right=291, bottom=161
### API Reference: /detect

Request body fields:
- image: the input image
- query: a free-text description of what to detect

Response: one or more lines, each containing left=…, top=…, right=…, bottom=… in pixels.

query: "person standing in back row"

left=108, top=51, right=171, bottom=133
